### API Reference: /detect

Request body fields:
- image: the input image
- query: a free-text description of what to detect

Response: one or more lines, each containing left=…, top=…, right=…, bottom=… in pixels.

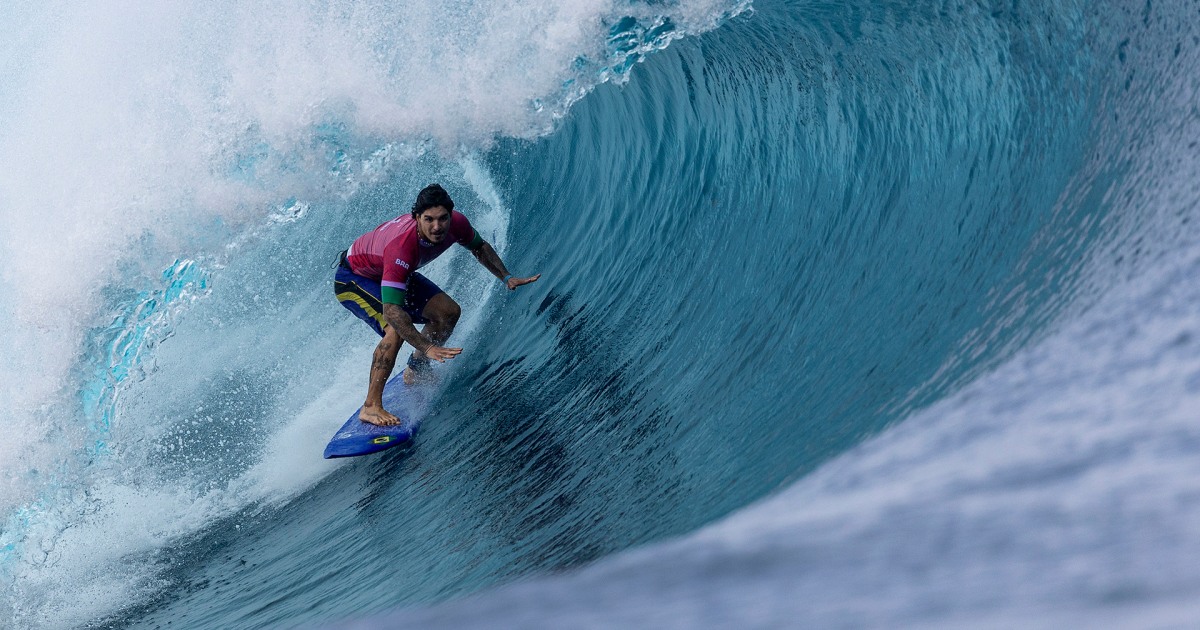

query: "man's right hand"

left=425, top=345, right=463, bottom=362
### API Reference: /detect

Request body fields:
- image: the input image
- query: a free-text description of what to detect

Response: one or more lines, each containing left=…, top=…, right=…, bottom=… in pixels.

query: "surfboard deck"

left=323, top=373, right=433, bottom=459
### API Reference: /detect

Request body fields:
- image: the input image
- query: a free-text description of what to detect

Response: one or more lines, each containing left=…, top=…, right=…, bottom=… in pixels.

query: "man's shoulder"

left=380, top=214, right=416, bottom=232
left=450, top=211, right=478, bottom=243
left=378, top=215, right=417, bottom=239
left=379, top=218, right=420, bottom=254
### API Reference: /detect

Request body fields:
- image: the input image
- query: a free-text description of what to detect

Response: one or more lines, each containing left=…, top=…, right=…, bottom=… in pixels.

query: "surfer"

left=334, top=183, right=540, bottom=426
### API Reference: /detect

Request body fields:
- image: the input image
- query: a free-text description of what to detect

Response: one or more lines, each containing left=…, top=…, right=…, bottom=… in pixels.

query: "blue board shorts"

left=334, top=252, right=444, bottom=337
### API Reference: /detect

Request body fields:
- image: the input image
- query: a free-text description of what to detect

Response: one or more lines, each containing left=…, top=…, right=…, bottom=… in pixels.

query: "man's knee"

left=428, top=295, right=461, bottom=326
left=442, top=298, right=462, bottom=324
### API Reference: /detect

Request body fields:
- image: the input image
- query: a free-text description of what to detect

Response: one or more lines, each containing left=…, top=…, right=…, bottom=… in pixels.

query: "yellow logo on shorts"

left=372, top=436, right=392, bottom=444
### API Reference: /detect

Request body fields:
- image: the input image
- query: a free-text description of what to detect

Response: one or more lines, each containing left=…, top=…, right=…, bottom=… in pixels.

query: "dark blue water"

left=4, top=0, right=1200, bottom=628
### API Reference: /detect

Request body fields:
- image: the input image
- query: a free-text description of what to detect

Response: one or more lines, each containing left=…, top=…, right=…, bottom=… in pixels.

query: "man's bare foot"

left=360, top=406, right=400, bottom=426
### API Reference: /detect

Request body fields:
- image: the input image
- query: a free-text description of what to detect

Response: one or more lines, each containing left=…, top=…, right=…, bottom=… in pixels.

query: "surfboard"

left=323, top=373, right=433, bottom=459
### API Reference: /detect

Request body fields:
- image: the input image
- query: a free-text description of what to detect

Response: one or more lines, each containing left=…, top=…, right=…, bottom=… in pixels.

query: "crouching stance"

left=334, top=183, right=540, bottom=426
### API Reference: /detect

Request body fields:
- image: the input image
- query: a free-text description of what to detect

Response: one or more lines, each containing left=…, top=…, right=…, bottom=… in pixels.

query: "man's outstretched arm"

left=470, top=241, right=541, bottom=290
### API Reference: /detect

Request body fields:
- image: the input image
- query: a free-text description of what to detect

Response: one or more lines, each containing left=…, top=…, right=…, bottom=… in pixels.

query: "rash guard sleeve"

left=380, top=234, right=418, bottom=305
left=451, top=211, right=484, bottom=249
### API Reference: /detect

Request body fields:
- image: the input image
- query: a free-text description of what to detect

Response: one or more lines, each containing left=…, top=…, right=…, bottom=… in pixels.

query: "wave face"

left=3, top=0, right=1197, bottom=627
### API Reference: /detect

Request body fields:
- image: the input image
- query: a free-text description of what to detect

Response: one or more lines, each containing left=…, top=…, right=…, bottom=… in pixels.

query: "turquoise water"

left=3, top=0, right=1200, bottom=628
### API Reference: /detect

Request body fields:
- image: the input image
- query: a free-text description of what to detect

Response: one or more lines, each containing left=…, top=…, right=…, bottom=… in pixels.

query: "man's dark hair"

left=411, top=183, right=455, bottom=218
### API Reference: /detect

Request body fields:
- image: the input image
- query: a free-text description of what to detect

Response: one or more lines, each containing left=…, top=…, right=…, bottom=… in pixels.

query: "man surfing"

left=334, top=183, right=540, bottom=426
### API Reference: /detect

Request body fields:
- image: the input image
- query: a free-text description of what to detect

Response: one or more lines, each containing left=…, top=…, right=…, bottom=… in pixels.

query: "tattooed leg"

left=360, top=326, right=402, bottom=426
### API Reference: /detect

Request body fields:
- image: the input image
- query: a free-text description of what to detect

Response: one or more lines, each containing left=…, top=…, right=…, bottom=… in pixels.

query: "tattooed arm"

left=383, top=303, right=432, bottom=355
left=382, top=303, right=460, bottom=361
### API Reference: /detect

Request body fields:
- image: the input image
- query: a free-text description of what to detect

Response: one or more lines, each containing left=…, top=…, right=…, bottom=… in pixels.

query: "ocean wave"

left=5, top=0, right=1198, bottom=627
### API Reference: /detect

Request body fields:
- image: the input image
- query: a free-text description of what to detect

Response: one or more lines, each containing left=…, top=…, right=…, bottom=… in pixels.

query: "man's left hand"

left=506, top=274, right=541, bottom=290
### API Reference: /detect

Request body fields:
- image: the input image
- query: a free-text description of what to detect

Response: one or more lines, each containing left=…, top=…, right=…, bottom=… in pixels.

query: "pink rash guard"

left=345, top=211, right=481, bottom=304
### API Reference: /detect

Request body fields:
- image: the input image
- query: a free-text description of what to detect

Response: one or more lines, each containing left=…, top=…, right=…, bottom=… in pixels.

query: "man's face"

left=416, top=206, right=452, bottom=244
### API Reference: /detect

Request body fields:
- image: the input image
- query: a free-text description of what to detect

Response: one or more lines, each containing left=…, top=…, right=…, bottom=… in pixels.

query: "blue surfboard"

left=323, top=374, right=433, bottom=459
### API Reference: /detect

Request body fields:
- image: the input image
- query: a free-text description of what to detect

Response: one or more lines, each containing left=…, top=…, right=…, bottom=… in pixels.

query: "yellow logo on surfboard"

left=372, top=436, right=391, bottom=444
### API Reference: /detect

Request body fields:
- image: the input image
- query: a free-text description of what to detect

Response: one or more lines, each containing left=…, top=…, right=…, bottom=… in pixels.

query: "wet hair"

left=411, top=183, right=455, bottom=218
